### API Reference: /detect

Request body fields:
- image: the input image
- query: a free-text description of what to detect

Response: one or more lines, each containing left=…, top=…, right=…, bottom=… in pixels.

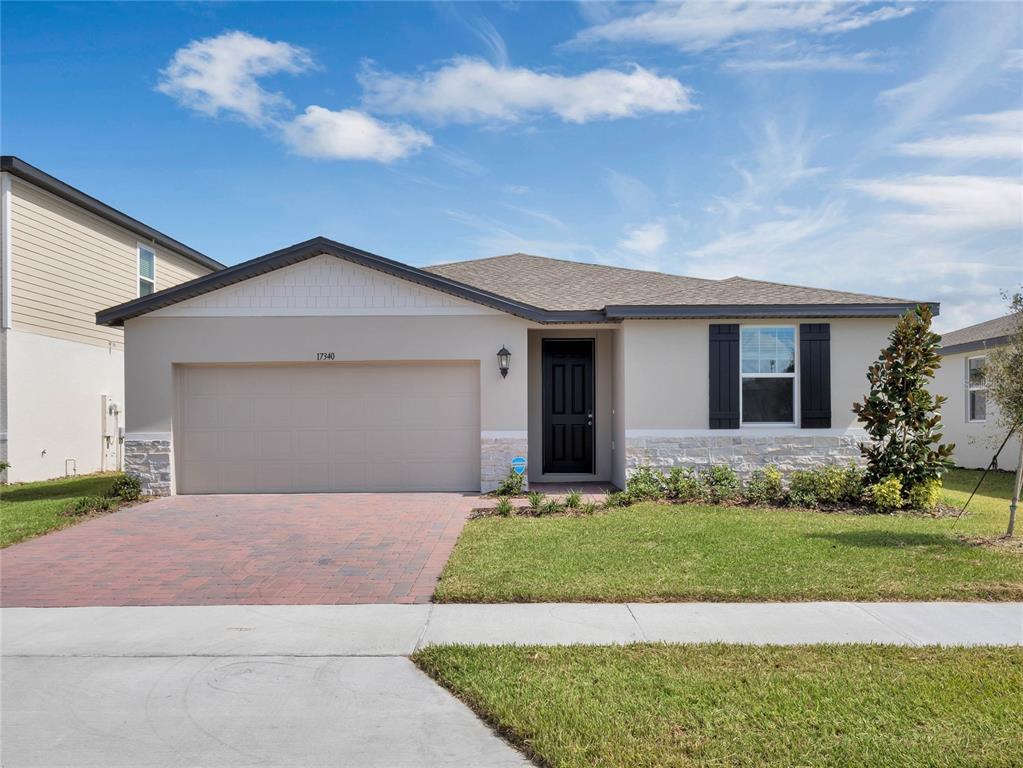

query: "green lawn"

left=0, top=473, right=122, bottom=547
left=414, top=643, right=1023, bottom=768
left=435, top=469, right=1023, bottom=602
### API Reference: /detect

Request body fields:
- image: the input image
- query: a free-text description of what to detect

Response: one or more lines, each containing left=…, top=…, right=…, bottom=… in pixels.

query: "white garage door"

left=176, top=363, right=480, bottom=494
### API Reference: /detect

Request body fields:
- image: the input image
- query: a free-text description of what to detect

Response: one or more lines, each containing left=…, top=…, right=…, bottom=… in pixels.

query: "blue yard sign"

left=510, top=456, right=527, bottom=475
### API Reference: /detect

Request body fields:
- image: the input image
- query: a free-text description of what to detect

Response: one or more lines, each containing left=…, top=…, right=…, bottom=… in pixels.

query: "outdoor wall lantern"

left=497, top=346, right=511, bottom=378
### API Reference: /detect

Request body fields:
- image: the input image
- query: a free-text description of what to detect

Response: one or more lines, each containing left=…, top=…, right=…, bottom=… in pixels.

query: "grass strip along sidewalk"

left=415, top=643, right=1023, bottom=768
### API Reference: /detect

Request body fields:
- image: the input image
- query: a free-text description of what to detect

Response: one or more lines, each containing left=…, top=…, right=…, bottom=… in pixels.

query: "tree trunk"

left=1008, top=441, right=1023, bottom=538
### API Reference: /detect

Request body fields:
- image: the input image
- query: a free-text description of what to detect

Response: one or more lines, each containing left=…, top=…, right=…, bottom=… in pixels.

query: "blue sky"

left=3, top=1, right=1021, bottom=330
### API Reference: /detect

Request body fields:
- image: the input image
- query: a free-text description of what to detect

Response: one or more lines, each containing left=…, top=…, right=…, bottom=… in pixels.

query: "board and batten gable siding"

left=8, top=175, right=212, bottom=347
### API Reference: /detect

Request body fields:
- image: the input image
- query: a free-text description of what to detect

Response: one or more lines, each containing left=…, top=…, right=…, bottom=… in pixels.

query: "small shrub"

left=702, top=465, right=740, bottom=504
left=495, top=470, right=525, bottom=497
left=868, top=475, right=904, bottom=512
left=540, top=498, right=564, bottom=515
left=106, top=474, right=142, bottom=502
left=744, top=465, right=784, bottom=506
left=787, top=470, right=819, bottom=508
left=64, top=496, right=114, bottom=517
left=494, top=496, right=514, bottom=517
left=787, top=465, right=864, bottom=508
left=666, top=467, right=707, bottom=503
left=603, top=490, right=630, bottom=509
left=906, top=479, right=942, bottom=512
left=564, top=490, right=582, bottom=509
left=527, top=491, right=546, bottom=511
left=626, top=466, right=667, bottom=503
left=578, top=500, right=598, bottom=515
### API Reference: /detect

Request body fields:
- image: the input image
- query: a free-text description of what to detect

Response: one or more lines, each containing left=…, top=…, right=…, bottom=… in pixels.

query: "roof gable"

left=147, top=254, right=501, bottom=318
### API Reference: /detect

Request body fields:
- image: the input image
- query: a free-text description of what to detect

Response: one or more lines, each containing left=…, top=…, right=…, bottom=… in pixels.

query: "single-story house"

left=96, top=237, right=932, bottom=496
left=935, top=312, right=1021, bottom=470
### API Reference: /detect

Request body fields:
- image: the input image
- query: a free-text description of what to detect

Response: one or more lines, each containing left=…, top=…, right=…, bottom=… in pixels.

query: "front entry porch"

left=526, top=328, right=620, bottom=487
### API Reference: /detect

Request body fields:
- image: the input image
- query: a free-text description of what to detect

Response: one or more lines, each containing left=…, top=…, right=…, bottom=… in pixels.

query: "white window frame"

left=966, top=355, right=987, bottom=423
left=137, top=242, right=156, bottom=297
left=739, top=324, right=799, bottom=428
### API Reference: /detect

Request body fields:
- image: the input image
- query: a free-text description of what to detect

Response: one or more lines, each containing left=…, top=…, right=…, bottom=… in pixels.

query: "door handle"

left=587, top=411, right=593, bottom=426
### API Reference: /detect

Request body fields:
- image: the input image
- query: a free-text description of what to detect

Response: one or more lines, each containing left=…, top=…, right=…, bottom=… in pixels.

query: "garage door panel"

left=220, top=431, right=258, bottom=461
left=257, top=430, right=293, bottom=461
left=176, top=363, right=480, bottom=493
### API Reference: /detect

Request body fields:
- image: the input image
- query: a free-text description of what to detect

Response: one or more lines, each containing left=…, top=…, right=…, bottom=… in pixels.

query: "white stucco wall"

left=934, top=347, right=1021, bottom=470
left=5, top=328, right=123, bottom=482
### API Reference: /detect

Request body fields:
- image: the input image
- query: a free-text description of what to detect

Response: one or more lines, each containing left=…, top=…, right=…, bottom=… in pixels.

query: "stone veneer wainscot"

left=124, top=438, right=172, bottom=496
left=625, top=433, right=864, bottom=478
left=480, top=433, right=529, bottom=493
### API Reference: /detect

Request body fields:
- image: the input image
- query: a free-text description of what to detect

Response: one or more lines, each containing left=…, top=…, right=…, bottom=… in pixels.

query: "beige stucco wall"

left=933, top=347, right=1021, bottom=470
left=124, top=314, right=530, bottom=437
left=527, top=328, right=615, bottom=482
left=620, top=317, right=895, bottom=431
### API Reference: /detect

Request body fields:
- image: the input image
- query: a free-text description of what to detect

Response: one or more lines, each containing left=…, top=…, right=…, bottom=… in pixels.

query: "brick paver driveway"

left=1, top=494, right=479, bottom=607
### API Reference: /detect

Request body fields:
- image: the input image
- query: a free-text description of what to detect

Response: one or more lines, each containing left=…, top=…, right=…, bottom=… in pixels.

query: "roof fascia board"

left=940, top=335, right=1011, bottom=355
left=0, top=156, right=224, bottom=273
left=604, top=303, right=934, bottom=319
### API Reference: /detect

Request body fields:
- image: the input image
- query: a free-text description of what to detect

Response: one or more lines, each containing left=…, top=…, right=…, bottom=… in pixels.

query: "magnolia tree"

left=983, top=292, right=1023, bottom=537
left=852, top=305, right=955, bottom=499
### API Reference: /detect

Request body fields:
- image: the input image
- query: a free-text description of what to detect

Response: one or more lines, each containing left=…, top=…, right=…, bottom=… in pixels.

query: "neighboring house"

left=935, top=313, right=1022, bottom=470
left=97, top=237, right=932, bottom=496
left=0, top=157, right=223, bottom=483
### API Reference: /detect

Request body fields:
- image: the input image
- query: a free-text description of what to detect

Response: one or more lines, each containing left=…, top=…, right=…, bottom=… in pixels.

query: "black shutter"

left=709, top=324, right=740, bottom=429
left=799, top=323, right=831, bottom=428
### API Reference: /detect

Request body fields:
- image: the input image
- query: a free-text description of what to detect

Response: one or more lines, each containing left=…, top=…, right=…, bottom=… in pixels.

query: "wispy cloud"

left=569, top=2, right=913, bottom=52
left=359, top=58, right=695, bottom=124
left=896, top=110, right=1023, bottom=159
left=157, top=30, right=313, bottom=125
left=849, top=175, right=1023, bottom=231
left=618, top=220, right=668, bottom=255
left=724, top=47, right=887, bottom=73
left=281, top=106, right=431, bottom=162
left=159, top=31, right=432, bottom=163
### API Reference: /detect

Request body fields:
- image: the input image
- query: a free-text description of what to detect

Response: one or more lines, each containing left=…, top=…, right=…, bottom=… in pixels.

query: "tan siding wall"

left=8, top=177, right=212, bottom=347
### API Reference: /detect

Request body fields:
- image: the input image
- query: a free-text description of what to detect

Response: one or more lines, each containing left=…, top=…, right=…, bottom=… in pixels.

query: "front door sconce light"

left=497, top=346, right=511, bottom=378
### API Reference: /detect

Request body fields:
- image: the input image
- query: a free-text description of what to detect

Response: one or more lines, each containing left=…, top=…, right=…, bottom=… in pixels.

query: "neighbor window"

left=138, top=244, right=155, bottom=297
left=740, top=326, right=796, bottom=424
left=967, top=356, right=987, bottom=422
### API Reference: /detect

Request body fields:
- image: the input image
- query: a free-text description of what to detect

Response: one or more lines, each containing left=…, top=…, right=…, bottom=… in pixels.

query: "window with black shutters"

left=740, top=326, right=796, bottom=424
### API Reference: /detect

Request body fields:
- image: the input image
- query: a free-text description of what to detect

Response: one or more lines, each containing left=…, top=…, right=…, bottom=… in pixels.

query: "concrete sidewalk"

left=3, top=603, right=1020, bottom=767
left=4, top=602, right=1021, bottom=654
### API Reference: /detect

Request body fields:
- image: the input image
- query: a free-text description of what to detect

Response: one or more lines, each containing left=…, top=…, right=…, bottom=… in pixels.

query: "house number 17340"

left=316, top=352, right=335, bottom=361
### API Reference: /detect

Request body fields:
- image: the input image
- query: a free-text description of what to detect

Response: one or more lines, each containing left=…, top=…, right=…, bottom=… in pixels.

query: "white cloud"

left=1003, top=48, right=1023, bottom=71
left=850, top=175, right=1023, bottom=231
left=282, top=106, right=432, bottom=162
left=157, top=30, right=313, bottom=125
left=359, top=58, right=695, bottom=124
left=618, top=220, right=668, bottom=255
left=896, top=110, right=1023, bottom=159
left=570, top=2, right=912, bottom=52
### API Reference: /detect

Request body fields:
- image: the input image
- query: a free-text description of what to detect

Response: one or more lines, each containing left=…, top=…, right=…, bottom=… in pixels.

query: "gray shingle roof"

left=941, top=312, right=1021, bottom=352
left=426, top=253, right=922, bottom=312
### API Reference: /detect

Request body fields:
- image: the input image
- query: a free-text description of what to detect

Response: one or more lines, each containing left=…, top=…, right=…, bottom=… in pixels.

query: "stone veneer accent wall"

left=625, top=434, right=864, bottom=479
left=125, top=439, right=173, bottom=496
left=481, top=434, right=529, bottom=493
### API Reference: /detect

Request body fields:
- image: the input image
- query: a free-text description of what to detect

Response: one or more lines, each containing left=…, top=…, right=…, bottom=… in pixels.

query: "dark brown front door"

left=542, top=339, right=595, bottom=474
